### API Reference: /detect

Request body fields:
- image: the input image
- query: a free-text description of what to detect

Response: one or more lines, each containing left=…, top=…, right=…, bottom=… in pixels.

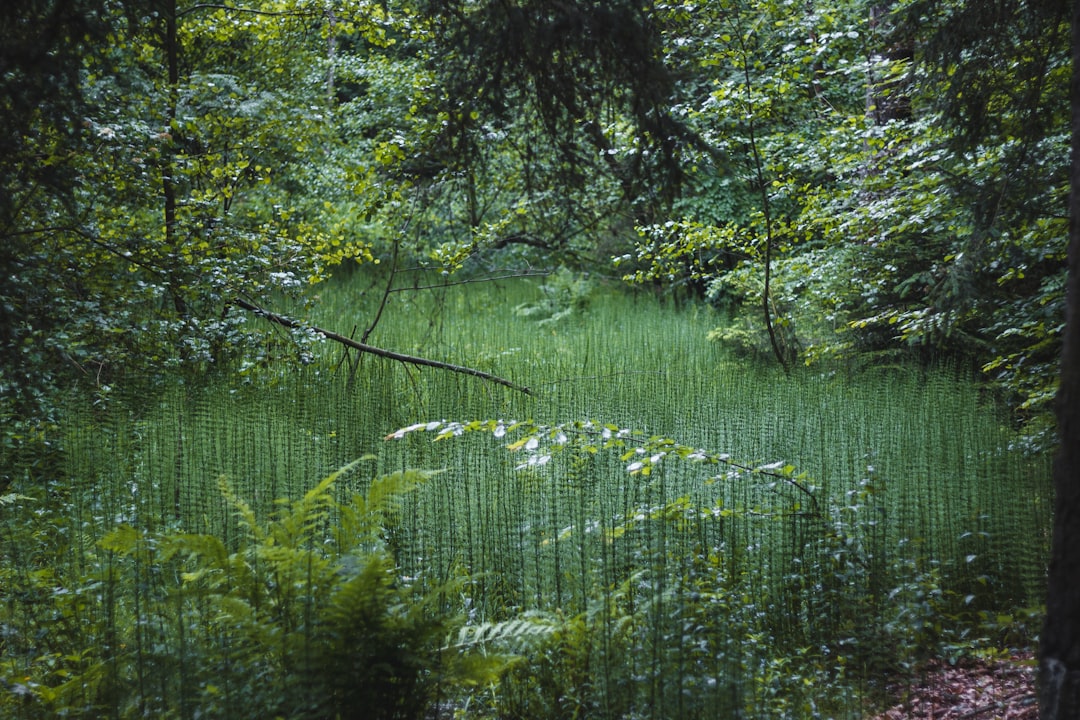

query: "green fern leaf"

left=98, top=523, right=143, bottom=554
left=447, top=616, right=560, bottom=651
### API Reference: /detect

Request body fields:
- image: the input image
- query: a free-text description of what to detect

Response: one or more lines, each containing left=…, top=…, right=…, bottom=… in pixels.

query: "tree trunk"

left=1038, top=0, right=1080, bottom=716
left=867, top=2, right=912, bottom=125
left=159, top=0, right=187, bottom=317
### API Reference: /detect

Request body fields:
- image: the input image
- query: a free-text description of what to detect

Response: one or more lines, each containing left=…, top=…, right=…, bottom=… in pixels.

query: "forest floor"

left=869, top=651, right=1038, bottom=719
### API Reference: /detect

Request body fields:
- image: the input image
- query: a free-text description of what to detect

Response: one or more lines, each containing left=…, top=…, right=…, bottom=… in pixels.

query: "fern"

left=35, top=461, right=495, bottom=719
left=217, top=473, right=264, bottom=544
left=338, top=468, right=441, bottom=552
left=448, top=614, right=560, bottom=651
left=93, top=461, right=519, bottom=719
left=0, top=491, right=30, bottom=508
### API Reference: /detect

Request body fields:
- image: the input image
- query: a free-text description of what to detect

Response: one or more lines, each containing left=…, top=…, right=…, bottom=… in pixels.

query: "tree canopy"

left=2, top=0, right=1069, bottom=416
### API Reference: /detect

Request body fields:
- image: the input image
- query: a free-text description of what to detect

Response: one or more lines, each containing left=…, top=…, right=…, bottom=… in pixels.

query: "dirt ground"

left=868, top=652, right=1038, bottom=720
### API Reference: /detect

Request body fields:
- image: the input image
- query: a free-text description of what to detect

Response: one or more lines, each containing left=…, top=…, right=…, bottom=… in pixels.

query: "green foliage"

left=390, top=411, right=1044, bottom=717
left=1, top=0, right=388, bottom=419
left=614, top=0, right=1068, bottom=422
left=0, top=461, right=524, bottom=719
left=388, top=418, right=818, bottom=503
left=2, top=0, right=1067, bottom=708
left=512, top=267, right=595, bottom=326
left=0, top=277, right=1053, bottom=718
left=3, top=0, right=1063, bottom=430
left=489, top=579, right=643, bottom=720
left=417, top=0, right=694, bottom=202
left=706, top=320, right=774, bottom=360
left=1, top=0, right=1067, bottom=436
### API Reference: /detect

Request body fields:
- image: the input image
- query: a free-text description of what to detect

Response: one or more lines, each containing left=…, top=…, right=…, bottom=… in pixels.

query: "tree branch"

left=177, top=4, right=314, bottom=18
left=736, top=25, right=790, bottom=373
left=388, top=271, right=551, bottom=293
left=232, top=298, right=532, bottom=395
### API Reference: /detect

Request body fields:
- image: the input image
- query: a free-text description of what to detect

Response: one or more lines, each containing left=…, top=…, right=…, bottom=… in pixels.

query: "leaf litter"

left=868, top=652, right=1037, bottom=719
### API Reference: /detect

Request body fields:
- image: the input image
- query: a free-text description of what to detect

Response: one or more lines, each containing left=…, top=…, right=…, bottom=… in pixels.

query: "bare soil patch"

left=869, top=652, right=1038, bottom=719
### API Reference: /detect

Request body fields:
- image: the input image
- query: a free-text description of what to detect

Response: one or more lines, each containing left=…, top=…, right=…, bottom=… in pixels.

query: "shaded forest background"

left=3, top=0, right=1078, bottom=718
left=0, top=0, right=1070, bottom=423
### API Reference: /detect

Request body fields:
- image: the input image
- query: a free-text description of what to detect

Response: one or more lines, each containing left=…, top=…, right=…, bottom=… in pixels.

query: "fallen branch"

left=956, top=693, right=1037, bottom=719
left=232, top=298, right=532, bottom=395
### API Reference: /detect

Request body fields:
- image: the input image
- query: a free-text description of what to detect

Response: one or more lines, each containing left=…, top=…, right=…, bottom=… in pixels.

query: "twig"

left=232, top=298, right=532, bottom=395
left=362, top=188, right=421, bottom=342
left=388, top=271, right=552, bottom=293
left=178, top=4, right=313, bottom=18
left=362, top=236, right=398, bottom=344
left=956, top=692, right=1038, bottom=719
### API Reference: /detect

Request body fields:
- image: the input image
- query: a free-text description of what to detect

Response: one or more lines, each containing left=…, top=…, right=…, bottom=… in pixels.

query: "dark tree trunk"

left=1039, top=1, right=1080, bottom=716
left=159, top=0, right=186, bottom=317
left=867, top=2, right=913, bottom=125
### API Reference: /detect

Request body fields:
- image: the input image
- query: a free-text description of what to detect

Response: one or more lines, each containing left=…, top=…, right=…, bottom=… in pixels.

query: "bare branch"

left=232, top=298, right=532, bottom=395
left=178, top=4, right=315, bottom=18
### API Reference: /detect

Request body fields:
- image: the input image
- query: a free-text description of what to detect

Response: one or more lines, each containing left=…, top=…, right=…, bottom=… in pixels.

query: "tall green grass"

left=3, top=271, right=1052, bottom=718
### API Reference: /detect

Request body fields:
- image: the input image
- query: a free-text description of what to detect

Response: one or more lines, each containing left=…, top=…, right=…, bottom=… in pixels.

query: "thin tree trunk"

left=162, top=0, right=178, bottom=240
left=735, top=29, right=789, bottom=372
left=161, top=0, right=186, bottom=317
left=326, top=8, right=336, bottom=106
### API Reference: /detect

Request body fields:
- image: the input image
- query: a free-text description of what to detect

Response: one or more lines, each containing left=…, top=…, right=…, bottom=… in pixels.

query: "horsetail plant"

left=7, top=460, right=543, bottom=719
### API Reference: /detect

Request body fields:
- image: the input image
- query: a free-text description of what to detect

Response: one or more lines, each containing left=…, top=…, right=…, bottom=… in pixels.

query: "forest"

left=2, top=0, right=1078, bottom=718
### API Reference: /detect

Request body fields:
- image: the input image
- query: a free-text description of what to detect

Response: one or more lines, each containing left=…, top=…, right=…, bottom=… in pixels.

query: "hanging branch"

left=232, top=298, right=532, bottom=395
left=362, top=236, right=398, bottom=344
left=736, top=22, right=790, bottom=373
left=361, top=187, right=423, bottom=344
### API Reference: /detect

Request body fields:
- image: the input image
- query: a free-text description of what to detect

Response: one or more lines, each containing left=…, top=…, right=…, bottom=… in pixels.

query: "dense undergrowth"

left=1, top=274, right=1052, bottom=718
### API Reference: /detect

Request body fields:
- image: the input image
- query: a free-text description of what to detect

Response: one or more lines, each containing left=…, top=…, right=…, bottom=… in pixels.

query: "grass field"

left=3, top=271, right=1053, bottom=718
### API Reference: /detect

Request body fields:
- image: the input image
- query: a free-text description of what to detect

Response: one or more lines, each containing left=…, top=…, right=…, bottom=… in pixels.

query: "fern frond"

left=446, top=615, right=560, bottom=652
left=308, top=455, right=369, bottom=498
left=218, top=475, right=264, bottom=543
left=0, top=492, right=31, bottom=508
left=213, top=595, right=259, bottom=627
left=158, top=533, right=229, bottom=566
left=445, top=653, right=519, bottom=688
left=335, top=468, right=442, bottom=549
left=98, top=523, right=144, bottom=555
left=367, top=469, right=439, bottom=517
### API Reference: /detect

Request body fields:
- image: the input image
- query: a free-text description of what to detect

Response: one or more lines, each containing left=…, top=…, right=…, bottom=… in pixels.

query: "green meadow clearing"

left=2, top=273, right=1050, bottom=719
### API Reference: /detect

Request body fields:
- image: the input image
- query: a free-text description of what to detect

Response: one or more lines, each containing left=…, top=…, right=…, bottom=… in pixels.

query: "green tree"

left=623, top=0, right=874, bottom=363
left=0, top=1, right=383, bottom=413
left=399, top=0, right=705, bottom=273
left=1, top=0, right=118, bottom=409
left=612, top=0, right=1068, bottom=419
